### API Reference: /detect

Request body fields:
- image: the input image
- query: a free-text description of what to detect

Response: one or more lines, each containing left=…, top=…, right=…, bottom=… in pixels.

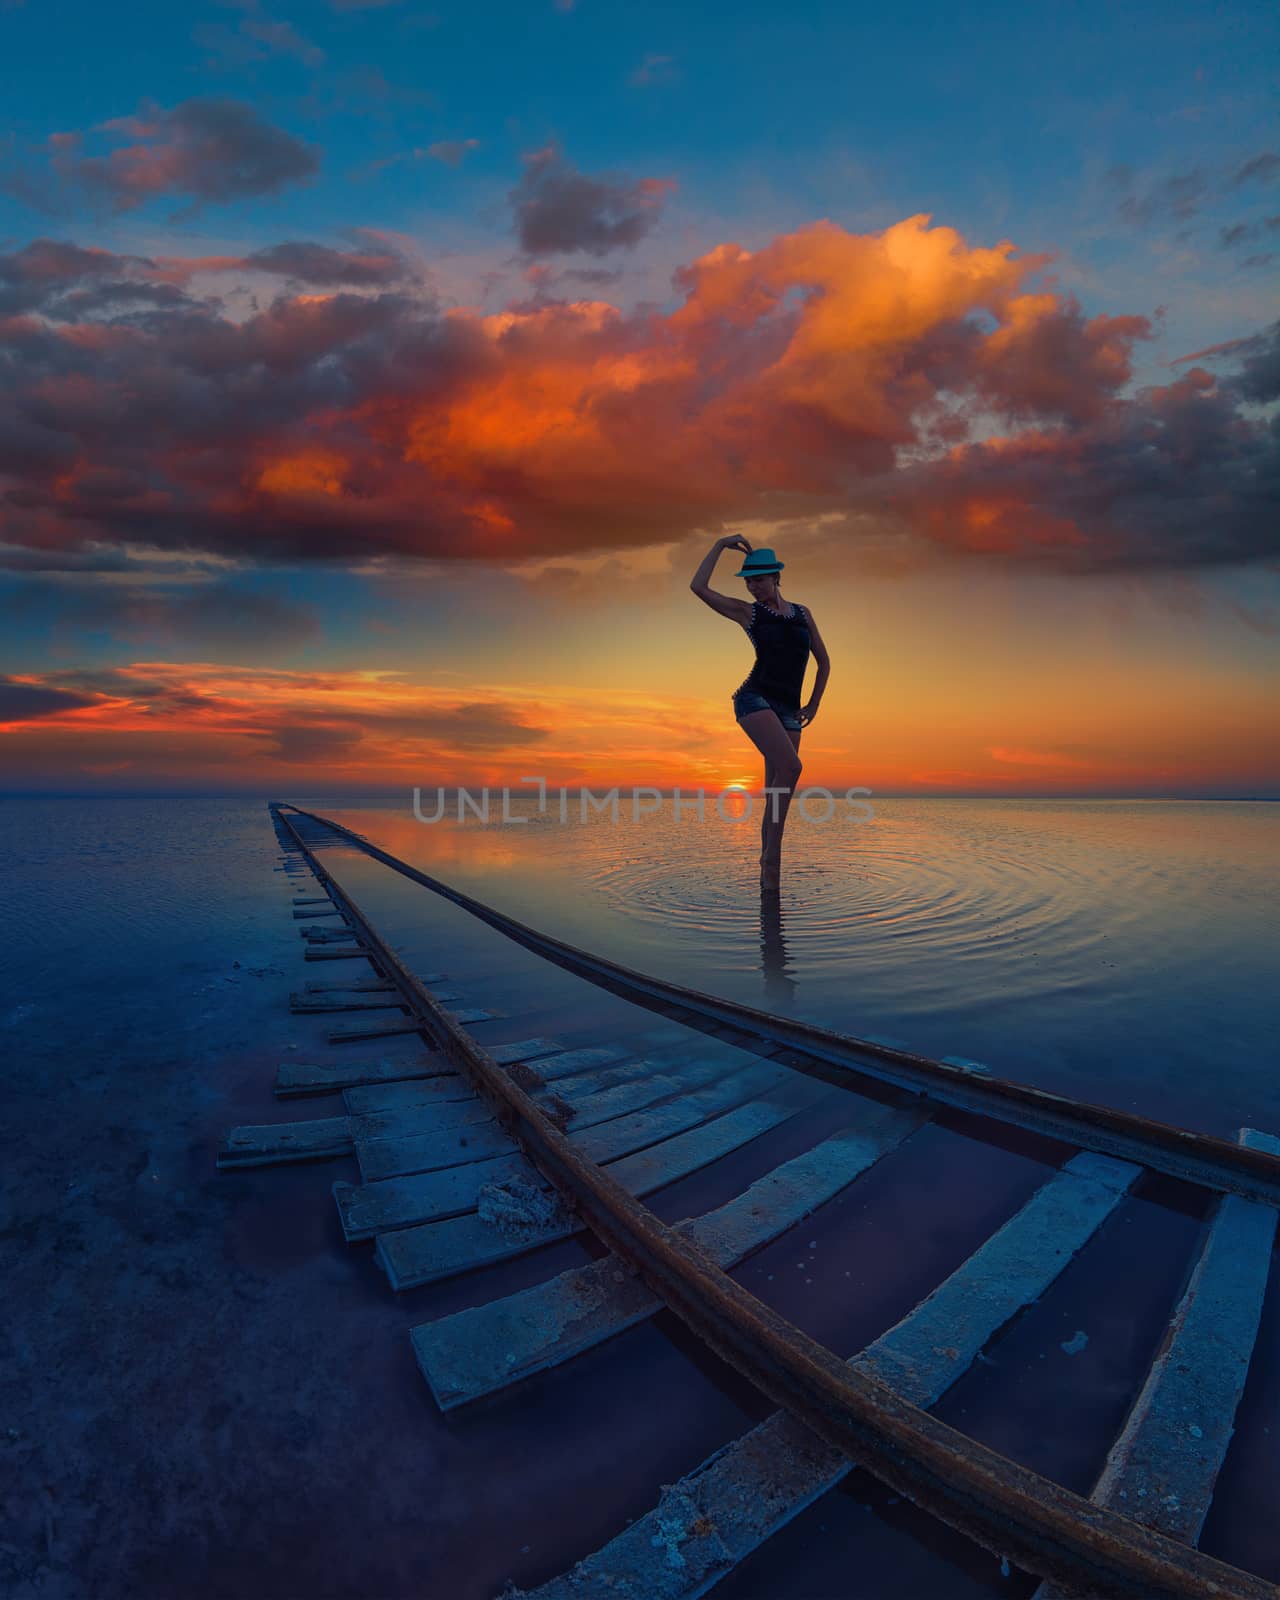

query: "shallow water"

left=326, top=793, right=1280, bottom=1138
left=3, top=794, right=1278, bottom=1598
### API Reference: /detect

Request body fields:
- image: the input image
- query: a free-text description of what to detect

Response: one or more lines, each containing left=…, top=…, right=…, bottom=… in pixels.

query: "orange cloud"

left=987, top=745, right=1095, bottom=769
left=257, top=450, right=348, bottom=497
left=1, top=217, right=1274, bottom=572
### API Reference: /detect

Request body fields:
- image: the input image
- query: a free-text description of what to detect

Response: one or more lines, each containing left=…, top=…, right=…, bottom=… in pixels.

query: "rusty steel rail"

left=270, top=804, right=1277, bottom=1599
left=276, top=804, right=1280, bottom=1208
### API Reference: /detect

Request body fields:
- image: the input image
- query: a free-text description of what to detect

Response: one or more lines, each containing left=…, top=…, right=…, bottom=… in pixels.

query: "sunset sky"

left=1, top=0, right=1276, bottom=796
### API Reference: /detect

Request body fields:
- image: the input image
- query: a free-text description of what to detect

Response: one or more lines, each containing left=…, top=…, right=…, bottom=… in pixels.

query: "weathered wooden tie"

left=273, top=1036, right=564, bottom=1097
left=346, top=1055, right=651, bottom=1146
left=509, top=1044, right=645, bottom=1087
left=275, top=1050, right=457, bottom=1098
left=374, top=1087, right=860, bottom=1287
left=325, top=1006, right=502, bottom=1044
left=218, top=1116, right=354, bottom=1168
left=517, top=1151, right=1150, bottom=1600
left=337, top=1050, right=745, bottom=1183
left=413, top=1102, right=930, bottom=1409
left=304, top=978, right=397, bottom=994
left=355, top=1059, right=796, bottom=1183
left=339, top=1074, right=824, bottom=1241
left=1033, top=1128, right=1280, bottom=1599
left=289, top=993, right=413, bottom=1014
left=340, top=1045, right=629, bottom=1114
left=289, top=985, right=460, bottom=1013
left=555, top=1052, right=755, bottom=1129
left=354, top=1096, right=494, bottom=1138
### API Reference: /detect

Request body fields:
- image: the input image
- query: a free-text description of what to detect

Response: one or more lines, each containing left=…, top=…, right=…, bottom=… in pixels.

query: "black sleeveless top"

left=736, top=600, right=811, bottom=708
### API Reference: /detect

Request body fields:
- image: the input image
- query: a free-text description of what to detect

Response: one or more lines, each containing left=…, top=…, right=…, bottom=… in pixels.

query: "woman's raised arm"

left=690, top=535, right=753, bottom=624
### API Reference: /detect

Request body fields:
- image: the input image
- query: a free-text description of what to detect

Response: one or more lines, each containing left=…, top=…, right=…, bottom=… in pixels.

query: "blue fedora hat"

left=734, top=546, right=785, bottom=577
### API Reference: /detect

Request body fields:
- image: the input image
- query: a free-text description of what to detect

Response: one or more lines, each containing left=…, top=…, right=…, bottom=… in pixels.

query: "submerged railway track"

left=217, top=802, right=1280, bottom=1599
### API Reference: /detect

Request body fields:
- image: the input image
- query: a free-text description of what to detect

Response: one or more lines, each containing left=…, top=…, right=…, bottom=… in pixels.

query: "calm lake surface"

left=6, top=793, right=1276, bottom=1133
left=3, top=793, right=1278, bottom=1598
left=333, top=792, right=1279, bottom=1137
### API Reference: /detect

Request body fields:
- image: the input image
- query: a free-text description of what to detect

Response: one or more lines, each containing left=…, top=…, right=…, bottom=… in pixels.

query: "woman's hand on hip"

left=799, top=701, right=819, bottom=727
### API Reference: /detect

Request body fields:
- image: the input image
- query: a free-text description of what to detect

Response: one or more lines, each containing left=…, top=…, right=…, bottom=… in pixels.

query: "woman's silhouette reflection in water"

left=690, top=534, right=831, bottom=895
left=758, top=891, right=799, bottom=1005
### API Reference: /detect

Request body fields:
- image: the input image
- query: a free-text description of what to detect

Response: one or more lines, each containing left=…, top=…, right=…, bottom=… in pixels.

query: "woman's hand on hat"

left=720, top=534, right=753, bottom=554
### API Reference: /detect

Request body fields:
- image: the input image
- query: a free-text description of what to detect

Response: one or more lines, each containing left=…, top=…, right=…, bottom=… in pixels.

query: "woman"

left=690, top=535, right=830, bottom=892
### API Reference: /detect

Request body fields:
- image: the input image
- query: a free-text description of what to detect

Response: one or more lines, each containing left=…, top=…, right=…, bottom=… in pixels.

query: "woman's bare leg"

left=759, top=745, right=800, bottom=863
left=737, top=710, right=803, bottom=889
left=766, top=726, right=803, bottom=876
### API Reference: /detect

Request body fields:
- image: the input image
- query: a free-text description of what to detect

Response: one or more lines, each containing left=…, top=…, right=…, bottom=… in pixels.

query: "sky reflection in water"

left=331, top=795, right=1280, bottom=1138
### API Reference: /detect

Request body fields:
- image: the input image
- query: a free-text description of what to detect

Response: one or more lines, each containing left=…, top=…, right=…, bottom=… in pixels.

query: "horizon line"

left=1, top=789, right=1276, bottom=803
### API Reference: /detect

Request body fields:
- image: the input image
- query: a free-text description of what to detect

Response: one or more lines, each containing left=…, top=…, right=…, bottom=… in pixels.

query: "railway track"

left=217, top=802, right=1280, bottom=1599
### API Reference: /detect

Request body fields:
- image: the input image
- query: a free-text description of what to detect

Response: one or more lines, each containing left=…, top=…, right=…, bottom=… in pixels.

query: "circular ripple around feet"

left=578, top=818, right=1148, bottom=979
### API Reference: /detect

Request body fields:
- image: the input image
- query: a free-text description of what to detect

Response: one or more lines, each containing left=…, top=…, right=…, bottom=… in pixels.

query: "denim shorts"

left=732, top=688, right=803, bottom=732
